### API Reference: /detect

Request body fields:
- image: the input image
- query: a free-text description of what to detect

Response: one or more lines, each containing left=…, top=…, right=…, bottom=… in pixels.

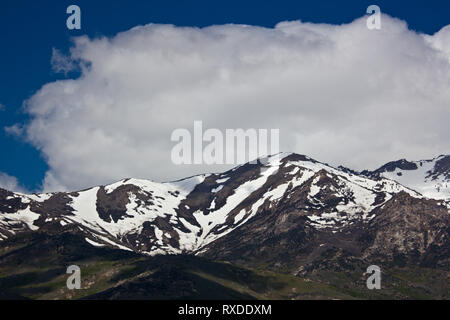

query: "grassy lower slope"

left=0, top=232, right=448, bottom=300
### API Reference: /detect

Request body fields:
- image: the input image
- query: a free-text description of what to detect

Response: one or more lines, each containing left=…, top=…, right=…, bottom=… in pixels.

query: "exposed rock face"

left=364, top=192, right=449, bottom=268
left=369, top=159, right=419, bottom=174
left=430, top=155, right=450, bottom=180
left=201, top=187, right=449, bottom=273
left=0, top=153, right=449, bottom=275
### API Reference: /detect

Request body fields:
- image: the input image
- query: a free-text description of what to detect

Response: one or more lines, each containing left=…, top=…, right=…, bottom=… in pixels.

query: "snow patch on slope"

left=194, top=154, right=283, bottom=249
left=379, top=156, right=449, bottom=200
left=0, top=207, right=40, bottom=240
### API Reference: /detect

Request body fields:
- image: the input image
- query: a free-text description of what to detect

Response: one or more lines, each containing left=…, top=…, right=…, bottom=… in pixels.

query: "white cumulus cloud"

left=0, top=172, right=28, bottom=193
left=51, top=48, right=77, bottom=75
left=16, top=14, right=450, bottom=192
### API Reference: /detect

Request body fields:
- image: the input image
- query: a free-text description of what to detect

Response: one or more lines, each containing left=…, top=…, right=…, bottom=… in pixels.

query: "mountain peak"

left=362, top=154, right=450, bottom=200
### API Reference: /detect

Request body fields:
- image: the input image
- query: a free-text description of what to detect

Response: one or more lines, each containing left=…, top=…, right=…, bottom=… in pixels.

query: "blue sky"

left=1, top=0, right=449, bottom=192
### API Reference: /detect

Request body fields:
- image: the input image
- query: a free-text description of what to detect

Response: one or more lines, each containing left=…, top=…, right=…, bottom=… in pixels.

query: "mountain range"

left=0, top=153, right=448, bottom=299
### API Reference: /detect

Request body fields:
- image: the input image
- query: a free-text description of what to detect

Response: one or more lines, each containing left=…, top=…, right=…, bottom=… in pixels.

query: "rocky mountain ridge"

left=0, top=153, right=448, bottom=264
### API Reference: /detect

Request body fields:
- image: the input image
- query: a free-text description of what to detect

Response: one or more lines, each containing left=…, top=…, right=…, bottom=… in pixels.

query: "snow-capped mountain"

left=1, top=152, right=448, bottom=300
left=362, top=155, right=450, bottom=200
left=1, top=153, right=448, bottom=267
